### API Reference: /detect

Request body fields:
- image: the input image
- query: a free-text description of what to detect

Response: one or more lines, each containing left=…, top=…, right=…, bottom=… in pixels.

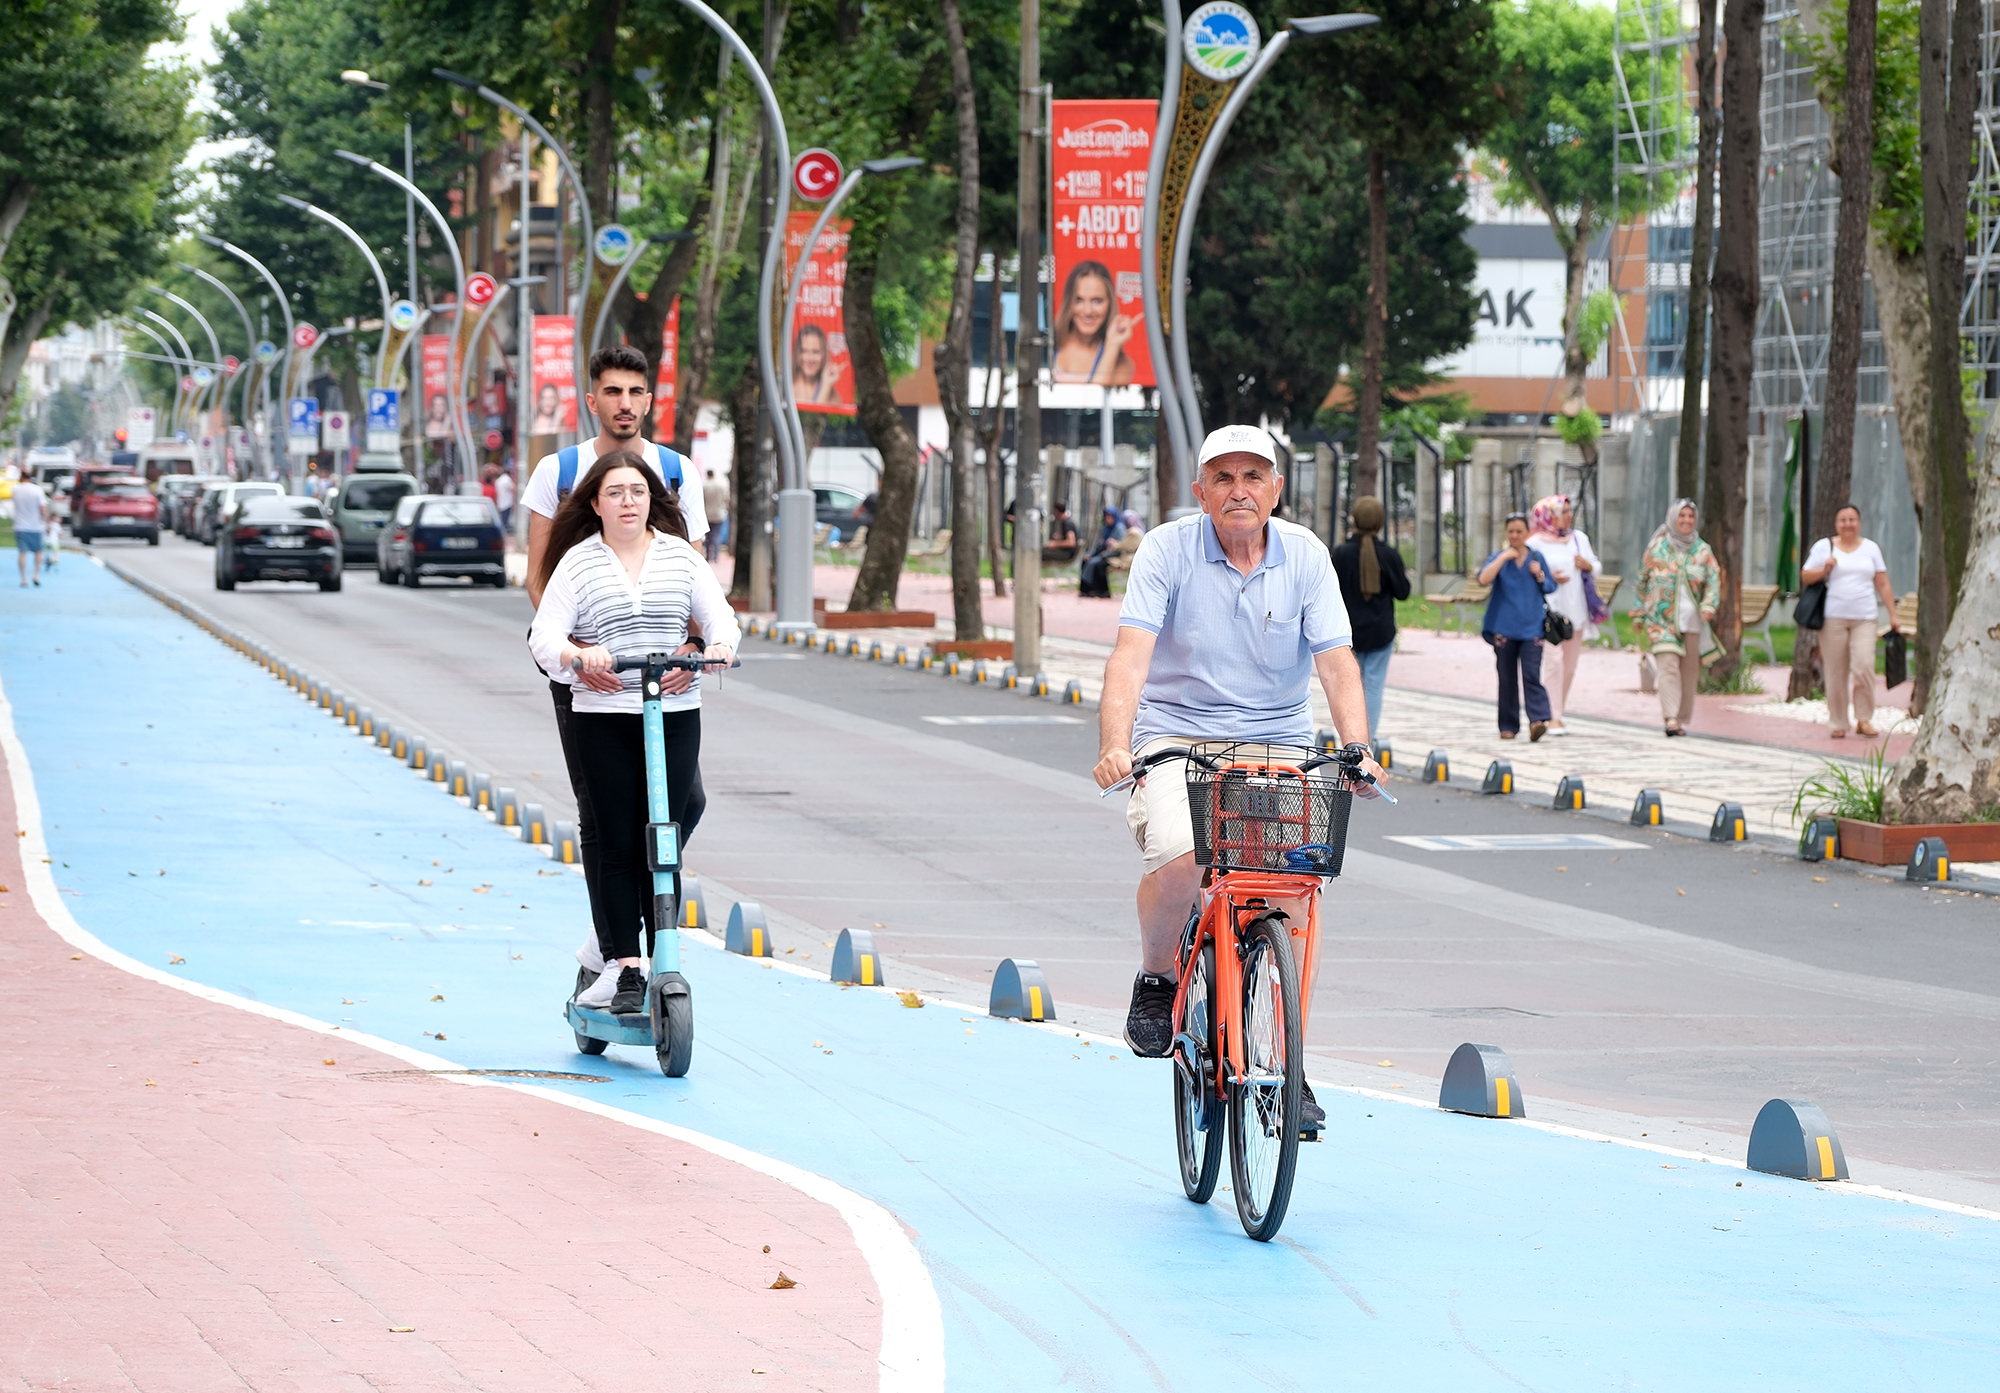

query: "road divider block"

left=429, top=755, right=448, bottom=785
left=1631, top=789, right=1663, bottom=825
left=1482, top=760, right=1513, bottom=795
left=356, top=706, right=375, bottom=737
left=1314, top=729, right=1339, bottom=753
left=317, top=684, right=333, bottom=711
left=330, top=690, right=346, bottom=718
left=1908, top=836, right=1950, bottom=882
left=831, top=928, right=883, bottom=985
left=679, top=875, right=707, bottom=929
left=1710, top=801, right=1747, bottom=842
left=868, top=640, right=884, bottom=661
left=523, top=803, right=548, bottom=845
left=725, top=901, right=771, bottom=957
left=1002, top=664, right=1020, bottom=688
left=1554, top=774, right=1586, bottom=810
left=1031, top=672, right=1051, bottom=697
left=1423, top=749, right=1449, bottom=783
left=494, top=786, right=521, bottom=829
left=469, top=772, right=493, bottom=812
left=1798, top=815, right=1839, bottom=861
left=989, top=958, right=1056, bottom=1021
left=445, top=759, right=468, bottom=797
left=1061, top=679, right=1083, bottom=704
left=378, top=724, right=397, bottom=754
left=1438, top=1042, right=1524, bottom=1118
left=407, top=737, right=429, bottom=771
left=964, top=662, right=984, bottom=684
left=1372, top=738, right=1393, bottom=770
left=1748, top=1098, right=1848, bottom=1180
left=550, top=820, right=580, bottom=864
left=944, top=655, right=962, bottom=677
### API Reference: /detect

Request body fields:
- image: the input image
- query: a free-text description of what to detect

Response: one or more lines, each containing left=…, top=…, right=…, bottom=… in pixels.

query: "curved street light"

left=123, top=316, right=192, bottom=436
left=334, top=149, right=478, bottom=481
left=148, top=286, right=227, bottom=447
left=199, top=235, right=295, bottom=469
left=1166, top=15, right=1378, bottom=454
left=432, top=69, right=595, bottom=425
left=1140, top=2, right=1191, bottom=485
left=591, top=230, right=697, bottom=359
left=177, top=263, right=260, bottom=457
left=276, top=193, right=395, bottom=386
left=138, top=306, right=199, bottom=436
left=456, top=282, right=514, bottom=481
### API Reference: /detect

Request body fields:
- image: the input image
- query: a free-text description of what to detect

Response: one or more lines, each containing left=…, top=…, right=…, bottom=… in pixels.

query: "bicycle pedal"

left=1298, top=1126, right=1324, bottom=1143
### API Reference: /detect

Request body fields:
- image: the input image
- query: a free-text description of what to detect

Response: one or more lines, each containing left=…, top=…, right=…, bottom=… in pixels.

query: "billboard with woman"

left=1050, top=99, right=1157, bottom=387
left=783, top=212, right=856, bottom=414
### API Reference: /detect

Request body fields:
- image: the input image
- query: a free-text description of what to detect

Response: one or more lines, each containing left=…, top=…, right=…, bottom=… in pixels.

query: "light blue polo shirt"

left=1120, top=512, right=1353, bottom=748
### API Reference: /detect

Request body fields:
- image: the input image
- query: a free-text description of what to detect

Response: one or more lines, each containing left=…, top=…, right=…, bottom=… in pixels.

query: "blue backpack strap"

left=556, top=445, right=580, bottom=504
left=649, top=442, right=685, bottom=493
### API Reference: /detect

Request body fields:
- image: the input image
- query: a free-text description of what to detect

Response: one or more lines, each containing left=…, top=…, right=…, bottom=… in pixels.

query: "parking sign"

left=288, top=397, right=321, bottom=456
left=365, top=388, right=401, bottom=453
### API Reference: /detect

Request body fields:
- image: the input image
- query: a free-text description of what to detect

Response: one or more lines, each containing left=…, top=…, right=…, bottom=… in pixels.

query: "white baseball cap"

left=1196, top=423, right=1278, bottom=468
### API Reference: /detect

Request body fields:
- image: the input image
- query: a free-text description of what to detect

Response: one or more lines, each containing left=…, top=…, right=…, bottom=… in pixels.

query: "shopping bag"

left=1884, top=629, right=1909, bottom=689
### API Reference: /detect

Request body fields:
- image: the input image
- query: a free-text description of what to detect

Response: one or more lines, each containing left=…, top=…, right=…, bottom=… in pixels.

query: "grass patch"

left=1791, top=746, right=1890, bottom=824
left=1699, top=662, right=1765, bottom=696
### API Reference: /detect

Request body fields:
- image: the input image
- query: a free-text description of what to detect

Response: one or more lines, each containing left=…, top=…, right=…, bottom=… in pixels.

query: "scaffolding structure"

left=1610, top=0, right=1697, bottom=420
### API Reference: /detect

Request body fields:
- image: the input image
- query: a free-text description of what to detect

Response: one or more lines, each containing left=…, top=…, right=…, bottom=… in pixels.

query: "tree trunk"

left=1559, top=203, right=1593, bottom=414
left=1792, top=0, right=1878, bottom=700
left=1867, top=231, right=1938, bottom=710
left=1702, top=0, right=1765, bottom=678
left=582, top=1, right=625, bottom=222
left=0, top=288, right=59, bottom=426
left=846, top=242, right=925, bottom=612
left=1354, top=146, right=1388, bottom=498
left=1916, top=0, right=1980, bottom=690
left=1677, top=0, right=1719, bottom=500
left=1883, top=421, right=2000, bottom=822
left=727, top=362, right=762, bottom=604
left=678, top=49, right=752, bottom=454
left=936, top=0, right=985, bottom=641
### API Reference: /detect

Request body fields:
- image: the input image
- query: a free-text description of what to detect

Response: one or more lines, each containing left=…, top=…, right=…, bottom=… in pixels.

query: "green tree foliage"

left=1802, top=0, right=1919, bottom=256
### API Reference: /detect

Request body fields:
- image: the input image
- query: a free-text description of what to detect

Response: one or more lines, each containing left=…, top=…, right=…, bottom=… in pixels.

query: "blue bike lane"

left=4, top=555, right=1998, bottom=1391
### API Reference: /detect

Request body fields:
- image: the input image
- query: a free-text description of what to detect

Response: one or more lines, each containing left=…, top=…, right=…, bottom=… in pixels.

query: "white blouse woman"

left=1801, top=503, right=1899, bottom=738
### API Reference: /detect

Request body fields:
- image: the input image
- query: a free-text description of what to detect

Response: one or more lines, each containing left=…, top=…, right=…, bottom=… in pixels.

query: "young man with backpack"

left=522, top=344, right=710, bottom=1001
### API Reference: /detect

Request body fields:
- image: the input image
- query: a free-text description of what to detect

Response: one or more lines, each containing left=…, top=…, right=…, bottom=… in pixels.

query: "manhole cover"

left=353, top=1069, right=611, bottom=1083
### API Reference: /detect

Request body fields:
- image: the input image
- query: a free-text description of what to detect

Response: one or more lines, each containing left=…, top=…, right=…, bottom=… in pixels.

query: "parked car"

left=376, top=495, right=507, bottom=587
left=180, top=478, right=229, bottom=537
left=198, top=481, right=283, bottom=544
left=215, top=496, right=341, bottom=591
left=71, top=477, right=160, bottom=544
left=814, top=485, right=868, bottom=539
left=137, top=444, right=198, bottom=484
left=159, top=475, right=217, bottom=535
left=331, top=469, right=418, bottom=563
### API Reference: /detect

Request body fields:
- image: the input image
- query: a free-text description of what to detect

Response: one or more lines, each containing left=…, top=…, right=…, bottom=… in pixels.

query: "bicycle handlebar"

left=1098, top=743, right=1396, bottom=804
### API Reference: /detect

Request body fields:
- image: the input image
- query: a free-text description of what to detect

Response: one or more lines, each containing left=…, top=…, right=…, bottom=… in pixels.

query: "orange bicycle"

left=1124, top=742, right=1385, bottom=1240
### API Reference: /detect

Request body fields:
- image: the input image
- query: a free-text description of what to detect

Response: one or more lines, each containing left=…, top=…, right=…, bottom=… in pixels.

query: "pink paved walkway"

left=720, top=556, right=1911, bottom=762
left=0, top=746, right=878, bottom=1391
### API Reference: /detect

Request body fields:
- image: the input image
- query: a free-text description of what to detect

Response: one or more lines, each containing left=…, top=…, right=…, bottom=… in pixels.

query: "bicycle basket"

left=1185, top=762, right=1354, bottom=875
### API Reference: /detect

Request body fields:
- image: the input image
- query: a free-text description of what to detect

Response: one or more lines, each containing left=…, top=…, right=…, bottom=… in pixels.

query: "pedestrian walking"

left=12, top=475, right=49, bottom=587
left=1328, top=495, right=1410, bottom=742
left=702, top=468, right=729, bottom=561
left=1632, top=497, right=1720, bottom=737
left=1801, top=503, right=1900, bottom=738
left=1528, top=494, right=1601, bottom=735
left=1477, top=512, right=1557, bottom=740
left=494, top=466, right=516, bottom=531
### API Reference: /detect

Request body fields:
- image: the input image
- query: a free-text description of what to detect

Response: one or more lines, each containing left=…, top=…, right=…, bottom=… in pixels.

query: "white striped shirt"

left=529, top=530, right=742, bottom=714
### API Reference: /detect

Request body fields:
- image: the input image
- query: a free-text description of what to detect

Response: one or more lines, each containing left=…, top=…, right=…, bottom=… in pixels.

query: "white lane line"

left=0, top=669, right=945, bottom=1392
left=921, top=715, right=1085, bottom=726
left=1383, top=833, right=1650, bottom=852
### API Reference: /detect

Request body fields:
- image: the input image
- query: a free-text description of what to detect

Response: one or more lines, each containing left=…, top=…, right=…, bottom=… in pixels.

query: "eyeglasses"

left=602, top=484, right=650, bottom=503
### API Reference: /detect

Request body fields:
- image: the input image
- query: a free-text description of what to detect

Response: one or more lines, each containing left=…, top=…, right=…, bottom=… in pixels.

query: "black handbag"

left=1885, top=629, right=1909, bottom=688
left=1542, top=603, right=1574, bottom=645
left=1795, top=539, right=1829, bottom=630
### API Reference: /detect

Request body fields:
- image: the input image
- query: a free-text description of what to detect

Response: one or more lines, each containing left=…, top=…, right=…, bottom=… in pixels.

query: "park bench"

left=832, top=525, right=869, bottom=557
left=1885, top=590, right=1917, bottom=636
left=1740, top=583, right=1779, bottom=664
left=1423, top=577, right=1490, bottom=635
left=907, top=528, right=951, bottom=560
left=1590, top=573, right=1623, bottom=649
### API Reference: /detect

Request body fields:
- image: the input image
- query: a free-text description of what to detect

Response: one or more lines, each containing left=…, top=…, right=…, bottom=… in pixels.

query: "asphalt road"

left=96, top=532, right=2000, bottom=1195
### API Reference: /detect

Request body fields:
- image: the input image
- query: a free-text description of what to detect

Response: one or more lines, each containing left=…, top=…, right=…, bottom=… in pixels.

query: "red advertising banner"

left=783, top=212, right=856, bottom=415
left=653, top=298, right=680, bottom=439
left=1049, top=98, right=1157, bottom=388
left=531, top=316, right=578, bottom=433
left=421, top=335, right=453, bottom=438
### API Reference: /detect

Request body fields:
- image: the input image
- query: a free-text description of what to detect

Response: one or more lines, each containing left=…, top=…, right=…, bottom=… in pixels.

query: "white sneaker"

left=574, top=935, right=606, bottom=974
left=1550, top=726, right=1570, bottom=737
left=575, top=965, right=620, bottom=1008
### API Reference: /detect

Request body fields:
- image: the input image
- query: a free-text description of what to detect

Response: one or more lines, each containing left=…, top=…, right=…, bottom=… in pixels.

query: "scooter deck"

left=566, top=1000, right=657, bottom=1048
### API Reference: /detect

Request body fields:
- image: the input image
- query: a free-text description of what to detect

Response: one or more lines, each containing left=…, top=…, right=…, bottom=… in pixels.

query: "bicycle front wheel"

left=1228, top=912, right=1303, bottom=1241
left=1172, top=939, right=1223, bottom=1203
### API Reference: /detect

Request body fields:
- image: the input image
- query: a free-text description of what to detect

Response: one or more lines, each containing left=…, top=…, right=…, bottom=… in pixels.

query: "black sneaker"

left=1300, top=1080, right=1326, bottom=1136
left=609, top=966, right=647, bottom=1015
left=1123, top=971, right=1177, bottom=1057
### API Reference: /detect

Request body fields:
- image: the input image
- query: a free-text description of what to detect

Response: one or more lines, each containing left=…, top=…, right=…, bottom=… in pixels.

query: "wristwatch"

left=685, top=635, right=707, bottom=653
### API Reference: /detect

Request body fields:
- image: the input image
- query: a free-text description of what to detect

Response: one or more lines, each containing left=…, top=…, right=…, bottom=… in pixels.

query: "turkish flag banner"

left=654, top=298, right=680, bottom=439
left=1049, top=98, right=1157, bottom=388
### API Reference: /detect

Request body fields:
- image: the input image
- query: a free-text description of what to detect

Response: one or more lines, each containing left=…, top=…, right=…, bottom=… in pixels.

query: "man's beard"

left=603, top=416, right=641, bottom=441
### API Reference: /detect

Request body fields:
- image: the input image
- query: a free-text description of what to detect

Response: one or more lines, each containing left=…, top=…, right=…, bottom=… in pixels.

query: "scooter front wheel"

left=572, top=967, right=609, bottom=1054
left=654, top=975, right=694, bottom=1077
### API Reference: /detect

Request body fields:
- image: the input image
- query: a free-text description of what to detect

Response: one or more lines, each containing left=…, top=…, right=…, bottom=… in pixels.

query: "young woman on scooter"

left=529, top=451, right=739, bottom=1014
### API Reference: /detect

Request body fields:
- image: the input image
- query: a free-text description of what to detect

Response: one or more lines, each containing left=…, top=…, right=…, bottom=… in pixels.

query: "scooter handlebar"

left=567, top=651, right=740, bottom=673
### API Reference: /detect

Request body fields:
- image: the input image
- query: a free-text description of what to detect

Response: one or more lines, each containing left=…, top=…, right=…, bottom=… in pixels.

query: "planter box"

left=931, top=640, right=1014, bottom=660
left=816, top=608, right=938, bottom=630
left=1836, top=817, right=2000, bottom=866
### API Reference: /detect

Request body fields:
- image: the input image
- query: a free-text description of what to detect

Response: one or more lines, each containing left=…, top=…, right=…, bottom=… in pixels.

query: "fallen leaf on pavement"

left=1676, top=888, right=1686, bottom=896
left=418, top=880, right=432, bottom=886
left=1377, top=1060, right=1394, bottom=1067
left=431, top=994, right=444, bottom=1002
left=769, top=1273, right=797, bottom=1290
left=168, top=955, right=185, bottom=964
left=144, top=1078, right=156, bottom=1086
left=896, top=991, right=924, bottom=1008
left=762, top=1245, right=771, bottom=1253
left=389, top=1326, right=414, bottom=1333
left=70, top=954, right=82, bottom=961
left=323, top=1058, right=336, bottom=1066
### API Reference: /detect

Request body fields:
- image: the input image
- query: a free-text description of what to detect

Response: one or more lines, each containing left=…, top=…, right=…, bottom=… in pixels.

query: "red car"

left=72, top=475, right=160, bottom=544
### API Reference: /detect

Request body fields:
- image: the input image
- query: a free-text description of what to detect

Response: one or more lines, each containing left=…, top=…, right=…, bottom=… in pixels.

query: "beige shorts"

left=1125, top=736, right=1316, bottom=876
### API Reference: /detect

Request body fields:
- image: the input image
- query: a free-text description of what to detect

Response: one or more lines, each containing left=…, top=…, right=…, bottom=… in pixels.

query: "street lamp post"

left=1140, top=2, right=1191, bottom=491
left=431, top=70, right=594, bottom=438
left=456, top=283, right=514, bottom=487
left=123, top=317, right=191, bottom=436
left=138, top=305, right=199, bottom=438
left=200, top=236, right=295, bottom=474
left=275, top=194, right=395, bottom=385
left=591, top=231, right=697, bottom=357
left=178, top=262, right=260, bottom=468
left=338, top=72, right=419, bottom=316
left=334, top=149, right=479, bottom=484
left=149, top=287, right=226, bottom=461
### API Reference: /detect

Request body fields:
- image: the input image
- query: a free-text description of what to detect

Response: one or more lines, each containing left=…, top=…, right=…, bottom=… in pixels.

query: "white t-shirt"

left=1805, top=537, right=1887, bottom=621
left=494, top=472, right=516, bottom=513
left=1533, top=529, right=1600, bottom=634
left=528, top=530, right=742, bottom=714
left=11, top=480, right=47, bottom=533
left=522, top=439, right=707, bottom=544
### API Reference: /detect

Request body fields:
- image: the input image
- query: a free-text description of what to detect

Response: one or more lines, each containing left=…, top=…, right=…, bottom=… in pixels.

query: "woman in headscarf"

left=1329, top=495, right=1410, bottom=741
left=1632, top=497, right=1720, bottom=736
left=1528, top=494, right=1600, bottom=735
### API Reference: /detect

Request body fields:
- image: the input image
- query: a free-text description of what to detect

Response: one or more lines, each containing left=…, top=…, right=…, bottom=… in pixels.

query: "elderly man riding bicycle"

left=1093, top=424, right=1384, bottom=1128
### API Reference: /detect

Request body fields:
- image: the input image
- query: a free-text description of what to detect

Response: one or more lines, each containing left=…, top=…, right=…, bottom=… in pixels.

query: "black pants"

left=569, top=707, right=706, bottom=960
left=550, top=681, right=607, bottom=947
left=1491, top=636, right=1551, bottom=735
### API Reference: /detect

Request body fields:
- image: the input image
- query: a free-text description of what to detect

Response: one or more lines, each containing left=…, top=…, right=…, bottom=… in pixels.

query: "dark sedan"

left=216, top=497, right=342, bottom=591
left=376, top=495, right=507, bottom=587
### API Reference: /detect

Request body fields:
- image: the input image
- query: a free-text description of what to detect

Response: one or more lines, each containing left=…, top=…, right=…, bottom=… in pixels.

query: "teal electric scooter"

left=565, top=650, right=731, bottom=1077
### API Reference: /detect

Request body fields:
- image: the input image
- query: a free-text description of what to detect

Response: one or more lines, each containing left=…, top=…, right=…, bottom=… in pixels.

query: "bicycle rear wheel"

left=1228, top=913, right=1302, bottom=1241
left=1172, top=940, right=1223, bottom=1202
